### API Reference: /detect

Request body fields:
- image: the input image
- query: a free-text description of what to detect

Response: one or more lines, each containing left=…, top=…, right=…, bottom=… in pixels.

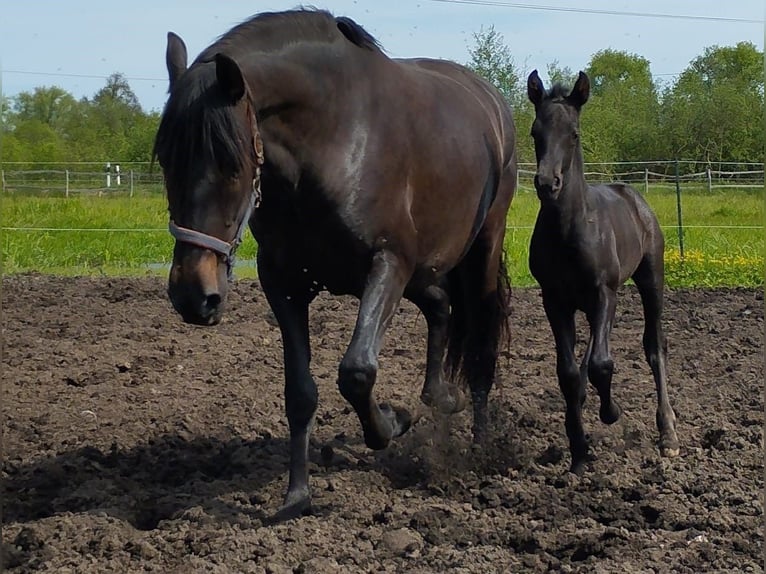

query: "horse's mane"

left=153, top=9, right=382, bottom=194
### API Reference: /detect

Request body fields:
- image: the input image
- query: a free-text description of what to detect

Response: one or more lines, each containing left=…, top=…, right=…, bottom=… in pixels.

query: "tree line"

left=468, top=28, right=763, bottom=168
left=1, top=35, right=762, bottom=169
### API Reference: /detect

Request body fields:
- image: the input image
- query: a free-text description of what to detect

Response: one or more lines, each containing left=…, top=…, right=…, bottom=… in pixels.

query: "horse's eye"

left=573, top=130, right=579, bottom=140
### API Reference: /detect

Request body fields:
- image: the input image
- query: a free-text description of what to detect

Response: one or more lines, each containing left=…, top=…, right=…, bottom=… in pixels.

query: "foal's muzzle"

left=534, top=172, right=562, bottom=201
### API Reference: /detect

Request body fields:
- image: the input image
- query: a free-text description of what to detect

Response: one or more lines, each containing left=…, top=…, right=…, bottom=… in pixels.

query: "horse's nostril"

left=205, top=293, right=222, bottom=311
left=553, top=176, right=562, bottom=189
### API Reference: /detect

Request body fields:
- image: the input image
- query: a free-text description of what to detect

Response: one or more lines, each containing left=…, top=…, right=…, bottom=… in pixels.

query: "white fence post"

left=706, top=168, right=712, bottom=193
left=1, top=170, right=5, bottom=193
left=644, top=168, right=649, bottom=194
left=65, top=170, right=70, bottom=197
left=130, top=170, right=134, bottom=198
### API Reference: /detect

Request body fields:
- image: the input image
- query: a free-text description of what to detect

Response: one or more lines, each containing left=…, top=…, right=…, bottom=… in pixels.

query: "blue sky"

left=1, top=1, right=763, bottom=112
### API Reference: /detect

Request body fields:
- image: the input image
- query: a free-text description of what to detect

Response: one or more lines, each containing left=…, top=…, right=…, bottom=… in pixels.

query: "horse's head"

left=154, top=32, right=263, bottom=326
left=527, top=70, right=589, bottom=203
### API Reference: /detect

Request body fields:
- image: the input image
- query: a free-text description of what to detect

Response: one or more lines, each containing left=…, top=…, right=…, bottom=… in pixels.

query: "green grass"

left=2, top=185, right=763, bottom=287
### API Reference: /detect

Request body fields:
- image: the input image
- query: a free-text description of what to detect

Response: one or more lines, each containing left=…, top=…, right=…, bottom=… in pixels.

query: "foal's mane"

left=153, top=8, right=382, bottom=194
left=546, top=83, right=572, bottom=103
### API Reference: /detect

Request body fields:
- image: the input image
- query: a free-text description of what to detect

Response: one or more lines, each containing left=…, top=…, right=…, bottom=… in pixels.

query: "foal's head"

left=526, top=70, right=590, bottom=203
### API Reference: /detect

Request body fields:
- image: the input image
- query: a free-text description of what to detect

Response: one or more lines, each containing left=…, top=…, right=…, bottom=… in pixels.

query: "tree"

left=582, top=49, right=662, bottom=163
left=466, top=25, right=534, bottom=161
left=12, top=86, right=79, bottom=135
left=661, top=42, right=763, bottom=163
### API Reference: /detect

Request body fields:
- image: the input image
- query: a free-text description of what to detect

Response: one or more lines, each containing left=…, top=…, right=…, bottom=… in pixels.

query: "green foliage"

left=464, top=31, right=764, bottom=166
left=1, top=73, right=160, bottom=164
left=661, top=42, right=764, bottom=163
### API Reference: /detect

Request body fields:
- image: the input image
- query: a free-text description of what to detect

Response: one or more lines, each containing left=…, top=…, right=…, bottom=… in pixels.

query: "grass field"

left=1, top=185, right=763, bottom=287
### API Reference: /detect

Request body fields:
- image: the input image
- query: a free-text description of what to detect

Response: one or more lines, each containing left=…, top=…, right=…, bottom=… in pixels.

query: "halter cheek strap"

left=168, top=99, right=264, bottom=281
left=168, top=177, right=259, bottom=279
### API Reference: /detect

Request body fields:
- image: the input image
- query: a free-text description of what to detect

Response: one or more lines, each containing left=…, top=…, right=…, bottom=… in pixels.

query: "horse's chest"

left=251, top=199, right=371, bottom=297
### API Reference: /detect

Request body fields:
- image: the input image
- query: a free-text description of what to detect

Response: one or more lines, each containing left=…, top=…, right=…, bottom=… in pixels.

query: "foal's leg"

left=543, top=293, right=589, bottom=473
left=258, top=255, right=318, bottom=517
left=633, top=259, right=680, bottom=457
left=338, top=250, right=413, bottom=450
left=585, top=287, right=622, bottom=425
left=411, top=282, right=466, bottom=414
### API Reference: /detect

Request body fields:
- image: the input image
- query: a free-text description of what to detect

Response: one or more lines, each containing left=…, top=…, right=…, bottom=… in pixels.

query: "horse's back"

left=396, top=58, right=515, bottom=162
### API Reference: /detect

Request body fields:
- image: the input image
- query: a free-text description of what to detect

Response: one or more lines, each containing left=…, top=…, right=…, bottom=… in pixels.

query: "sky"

left=1, top=1, right=763, bottom=113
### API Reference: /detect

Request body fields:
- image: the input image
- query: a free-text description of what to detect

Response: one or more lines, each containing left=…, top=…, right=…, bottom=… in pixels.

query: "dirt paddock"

left=2, top=275, right=763, bottom=573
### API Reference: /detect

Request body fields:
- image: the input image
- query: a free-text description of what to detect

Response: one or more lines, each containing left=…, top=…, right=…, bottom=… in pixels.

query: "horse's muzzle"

left=534, top=173, right=562, bottom=201
left=167, top=253, right=228, bottom=325
left=169, top=286, right=224, bottom=325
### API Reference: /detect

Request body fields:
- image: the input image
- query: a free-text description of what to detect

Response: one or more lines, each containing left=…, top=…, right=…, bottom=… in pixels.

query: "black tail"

left=444, top=253, right=511, bottom=386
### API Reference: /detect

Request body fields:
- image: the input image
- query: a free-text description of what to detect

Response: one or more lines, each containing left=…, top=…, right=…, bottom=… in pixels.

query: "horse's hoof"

left=661, top=446, right=680, bottom=458
left=660, top=438, right=680, bottom=458
left=272, top=492, right=312, bottom=523
left=364, top=403, right=412, bottom=450
left=421, top=387, right=467, bottom=414
left=380, top=402, right=412, bottom=439
left=600, top=401, right=622, bottom=425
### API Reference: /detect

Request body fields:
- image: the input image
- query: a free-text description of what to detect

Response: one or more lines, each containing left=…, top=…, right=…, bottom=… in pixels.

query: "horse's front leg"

left=258, top=255, right=318, bottom=519
left=586, top=287, right=622, bottom=425
left=338, top=250, right=413, bottom=450
left=543, top=292, right=589, bottom=473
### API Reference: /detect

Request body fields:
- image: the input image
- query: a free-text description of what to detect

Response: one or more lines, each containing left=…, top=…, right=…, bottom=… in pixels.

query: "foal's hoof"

left=599, top=401, right=622, bottom=425
left=661, top=446, right=681, bottom=458
left=421, top=386, right=467, bottom=414
left=659, top=435, right=681, bottom=458
left=272, top=491, right=312, bottom=523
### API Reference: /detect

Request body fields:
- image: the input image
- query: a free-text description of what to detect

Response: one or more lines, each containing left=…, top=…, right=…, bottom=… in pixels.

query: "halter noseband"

left=168, top=100, right=264, bottom=280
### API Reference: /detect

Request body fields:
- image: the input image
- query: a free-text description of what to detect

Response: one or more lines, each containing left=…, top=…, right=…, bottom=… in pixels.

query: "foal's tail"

left=445, top=253, right=512, bottom=387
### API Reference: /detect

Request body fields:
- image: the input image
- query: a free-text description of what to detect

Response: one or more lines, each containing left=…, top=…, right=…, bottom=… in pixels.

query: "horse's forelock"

left=155, top=65, right=252, bottom=194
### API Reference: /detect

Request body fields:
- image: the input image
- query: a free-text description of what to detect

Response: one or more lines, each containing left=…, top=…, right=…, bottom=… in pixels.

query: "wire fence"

left=1, top=160, right=763, bottom=262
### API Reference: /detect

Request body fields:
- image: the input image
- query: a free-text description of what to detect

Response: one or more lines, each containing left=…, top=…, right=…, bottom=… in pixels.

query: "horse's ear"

left=527, top=70, right=545, bottom=108
left=567, top=71, right=590, bottom=109
left=215, top=53, right=246, bottom=102
left=166, top=32, right=188, bottom=91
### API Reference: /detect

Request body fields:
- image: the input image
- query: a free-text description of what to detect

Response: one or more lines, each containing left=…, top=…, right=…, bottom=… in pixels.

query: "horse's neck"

left=542, top=160, right=589, bottom=237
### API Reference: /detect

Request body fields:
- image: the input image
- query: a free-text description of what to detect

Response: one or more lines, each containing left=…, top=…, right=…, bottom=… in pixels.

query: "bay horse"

left=153, top=9, right=517, bottom=518
left=526, top=70, right=679, bottom=474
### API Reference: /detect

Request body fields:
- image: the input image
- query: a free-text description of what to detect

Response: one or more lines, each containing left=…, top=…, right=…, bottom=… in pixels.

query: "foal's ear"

left=527, top=70, right=545, bottom=108
left=215, top=53, right=247, bottom=102
left=567, top=71, right=590, bottom=109
left=166, top=32, right=188, bottom=91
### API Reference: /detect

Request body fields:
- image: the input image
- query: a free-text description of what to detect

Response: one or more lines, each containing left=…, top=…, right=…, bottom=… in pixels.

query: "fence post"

left=706, top=168, right=712, bottom=193
left=65, top=170, right=70, bottom=198
left=1, top=170, right=5, bottom=193
left=674, top=159, right=684, bottom=260
left=644, top=168, right=649, bottom=194
left=130, top=170, right=134, bottom=198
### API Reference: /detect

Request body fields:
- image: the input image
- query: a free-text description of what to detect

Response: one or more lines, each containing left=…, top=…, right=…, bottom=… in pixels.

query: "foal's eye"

left=572, top=130, right=579, bottom=140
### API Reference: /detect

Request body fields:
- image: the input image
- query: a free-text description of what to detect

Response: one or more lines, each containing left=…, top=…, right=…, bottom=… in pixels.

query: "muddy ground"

left=2, top=274, right=763, bottom=573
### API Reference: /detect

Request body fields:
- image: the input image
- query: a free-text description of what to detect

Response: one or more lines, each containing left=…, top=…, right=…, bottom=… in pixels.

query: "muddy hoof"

left=421, top=386, right=467, bottom=414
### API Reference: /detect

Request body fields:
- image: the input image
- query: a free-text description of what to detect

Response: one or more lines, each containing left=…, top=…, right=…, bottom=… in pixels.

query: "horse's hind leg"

left=338, top=250, right=413, bottom=450
left=258, top=254, right=318, bottom=518
left=543, top=293, right=590, bottom=473
left=455, top=230, right=510, bottom=443
left=633, top=257, right=680, bottom=457
left=411, top=282, right=466, bottom=414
